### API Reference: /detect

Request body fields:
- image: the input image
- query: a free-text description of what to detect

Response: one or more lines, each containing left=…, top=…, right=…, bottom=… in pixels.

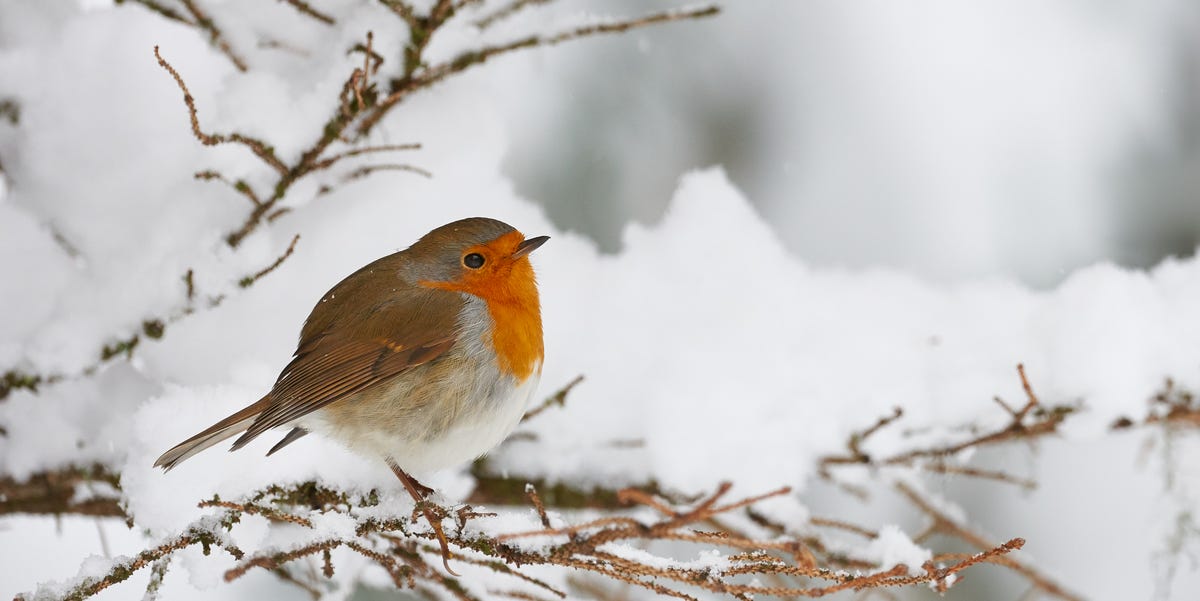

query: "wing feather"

left=155, top=254, right=467, bottom=469
left=228, top=284, right=464, bottom=452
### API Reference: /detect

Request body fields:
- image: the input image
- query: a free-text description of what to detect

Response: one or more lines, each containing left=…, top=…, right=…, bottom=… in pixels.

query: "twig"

left=474, top=0, right=552, bottom=29
left=525, top=484, right=552, bottom=528
left=521, top=375, right=584, bottom=422
left=24, top=523, right=244, bottom=600
left=308, top=143, right=421, bottom=172
left=143, top=556, right=171, bottom=600
left=183, top=269, right=195, bottom=301
left=154, top=47, right=285, bottom=174
left=921, top=463, right=1037, bottom=489
left=238, top=234, right=301, bottom=288
left=198, top=497, right=314, bottom=528
left=820, top=365, right=1069, bottom=487
left=178, top=0, right=249, bottom=71
left=896, top=481, right=1083, bottom=601
left=357, top=5, right=721, bottom=135
left=117, top=0, right=191, bottom=25
left=27, top=478, right=1030, bottom=601
left=194, top=170, right=262, bottom=206
left=341, top=163, right=433, bottom=182
left=279, top=0, right=336, bottom=25
left=810, top=517, right=879, bottom=539
left=0, top=465, right=123, bottom=517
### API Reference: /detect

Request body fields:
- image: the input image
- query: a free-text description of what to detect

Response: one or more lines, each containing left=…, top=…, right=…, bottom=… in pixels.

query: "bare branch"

left=238, top=234, right=301, bottom=288
left=154, top=47, right=286, bottom=174
left=521, top=375, right=584, bottom=422
left=358, top=5, right=721, bottom=135
left=474, top=0, right=552, bottom=29
left=309, top=143, right=422, bottom=172
left=116, top=0, right=192, bottom=25
left=178, top=0, right=249, bottom=72
left=819, top=365, right=1071, bottom=489
left=896, top=481, right=1083, bottom=601
left=341, top=163, right=433, bottom=182
left=194, top=170, right=263, bottom=206
left=279, top=0, right=336, bottom=25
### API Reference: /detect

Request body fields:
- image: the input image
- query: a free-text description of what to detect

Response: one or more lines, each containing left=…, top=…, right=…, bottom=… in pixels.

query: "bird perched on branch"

left=154, top=217, right=548, bottom=572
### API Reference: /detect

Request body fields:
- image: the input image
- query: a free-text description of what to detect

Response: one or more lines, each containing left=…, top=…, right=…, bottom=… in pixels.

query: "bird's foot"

left=387, top=460, right=459, bottom=576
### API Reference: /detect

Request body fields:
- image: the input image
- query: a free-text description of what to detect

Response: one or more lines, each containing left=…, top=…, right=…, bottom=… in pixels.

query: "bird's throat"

left=420, top=258, right=544, bottom=380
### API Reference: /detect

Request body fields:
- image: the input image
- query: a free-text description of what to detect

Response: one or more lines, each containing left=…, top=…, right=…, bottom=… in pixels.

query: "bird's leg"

left=386, top=459, right=458, bottom=576
left=403, top=471, right=436, bottom=499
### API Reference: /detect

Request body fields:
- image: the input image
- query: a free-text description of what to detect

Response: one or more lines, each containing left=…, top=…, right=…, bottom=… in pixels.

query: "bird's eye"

left=463, top=253, right=485, bottom=269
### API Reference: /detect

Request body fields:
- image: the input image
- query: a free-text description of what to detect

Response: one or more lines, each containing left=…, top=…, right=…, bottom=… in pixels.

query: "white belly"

left=303, top=371, right=540, bottom=475
left=386, top=372, right=539, bottom=474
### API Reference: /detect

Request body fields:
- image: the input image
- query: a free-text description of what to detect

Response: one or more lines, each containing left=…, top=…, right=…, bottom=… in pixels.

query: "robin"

left=154, top=217, right=548, bottom=573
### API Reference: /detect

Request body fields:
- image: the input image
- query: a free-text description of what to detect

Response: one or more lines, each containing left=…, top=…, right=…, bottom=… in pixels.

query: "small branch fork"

left=818, top=364, right=1068, bottom=492
left=22, top=481, right=1025, bottom=601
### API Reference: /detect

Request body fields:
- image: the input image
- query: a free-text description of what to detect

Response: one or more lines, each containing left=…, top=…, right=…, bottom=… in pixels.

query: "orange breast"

left=483, top=286, right=544, bottom=380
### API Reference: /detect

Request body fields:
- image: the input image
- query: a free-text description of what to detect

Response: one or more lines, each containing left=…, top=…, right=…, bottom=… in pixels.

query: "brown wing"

left=229, top=273, right=464, bottom=451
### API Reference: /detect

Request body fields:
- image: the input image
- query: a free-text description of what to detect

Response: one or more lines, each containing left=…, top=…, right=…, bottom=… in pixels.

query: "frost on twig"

left=19, top=481, right=1025, bottom=601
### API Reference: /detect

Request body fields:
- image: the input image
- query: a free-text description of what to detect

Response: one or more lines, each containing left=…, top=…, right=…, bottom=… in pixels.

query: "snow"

left=1, top=1, right=1198, bottom=600
left=858, top=525, right=932, bottom=575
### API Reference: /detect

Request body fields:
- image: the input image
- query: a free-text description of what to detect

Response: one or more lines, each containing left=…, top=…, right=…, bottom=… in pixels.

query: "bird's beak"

left=512, top=235, right=550, bottom=259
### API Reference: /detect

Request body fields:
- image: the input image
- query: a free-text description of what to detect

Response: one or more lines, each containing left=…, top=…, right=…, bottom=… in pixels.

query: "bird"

left=154, top=217, right=548, bottom=572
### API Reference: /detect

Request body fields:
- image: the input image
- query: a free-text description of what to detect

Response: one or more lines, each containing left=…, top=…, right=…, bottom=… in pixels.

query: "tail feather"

left=154, top=398, right=269, bottom=471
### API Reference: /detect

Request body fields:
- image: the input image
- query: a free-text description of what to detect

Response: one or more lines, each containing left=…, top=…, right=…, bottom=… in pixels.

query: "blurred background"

left=493, top=0, right=1200, bottom=287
